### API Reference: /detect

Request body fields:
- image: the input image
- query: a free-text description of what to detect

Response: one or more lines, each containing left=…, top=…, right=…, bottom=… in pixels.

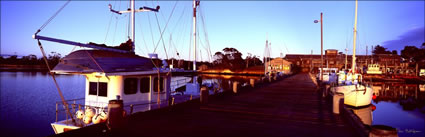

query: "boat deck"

left=50, top=73, right=359, bottom=137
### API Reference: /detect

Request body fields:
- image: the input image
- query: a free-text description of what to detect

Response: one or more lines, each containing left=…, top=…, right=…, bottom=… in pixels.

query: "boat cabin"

left=52, top=50, right=171, bottom=109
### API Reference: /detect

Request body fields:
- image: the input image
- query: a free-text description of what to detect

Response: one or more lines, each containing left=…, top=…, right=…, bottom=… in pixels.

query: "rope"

left=37, top=40, right=76, bottom=124
left=37, top=0, right=71, bottom=33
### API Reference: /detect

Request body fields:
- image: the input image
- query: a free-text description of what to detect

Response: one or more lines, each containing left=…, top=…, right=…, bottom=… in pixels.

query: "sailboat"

left=33, top=0, right=201, bottom=134
left=330, top=0, right=373, bottom=107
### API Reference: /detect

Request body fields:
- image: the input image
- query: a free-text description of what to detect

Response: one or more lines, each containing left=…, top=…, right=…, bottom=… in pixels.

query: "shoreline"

left=0, top=64, right=49, bottom=72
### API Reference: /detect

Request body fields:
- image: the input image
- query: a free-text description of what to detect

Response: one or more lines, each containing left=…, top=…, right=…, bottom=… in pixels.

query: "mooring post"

left=250, top=79, right=255, bottom=87
left=333, top=93, right=344, bottom=114
left=233, top=81, right=239, bottom=93
left=200, top=86, right=208, bottom=104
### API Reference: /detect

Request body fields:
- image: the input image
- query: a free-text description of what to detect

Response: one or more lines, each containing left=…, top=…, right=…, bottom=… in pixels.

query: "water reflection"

left=0, top=72, right=85, bottom=137
left=200, top=74, right=261, bottom=91
left=368, top=82, right=425, bottom=137
left=372, top=82, right=425, bottom=112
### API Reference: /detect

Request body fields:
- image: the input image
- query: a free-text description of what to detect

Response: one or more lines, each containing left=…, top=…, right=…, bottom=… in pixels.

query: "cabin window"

left=88, top=82, right=108, bottom=97
left=140, top=77, right=150, bottom=93
left=89, top=82, right=97, bottom=95
left=153, top=77, right=165, bottom=92
left=124, top=78, right=138, bottom=95
left=99, top=83, right=107, bottom=97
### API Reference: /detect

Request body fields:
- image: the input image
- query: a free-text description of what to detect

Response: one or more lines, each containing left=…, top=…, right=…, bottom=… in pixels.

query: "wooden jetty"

left=51, top=73, right=360, bottom=137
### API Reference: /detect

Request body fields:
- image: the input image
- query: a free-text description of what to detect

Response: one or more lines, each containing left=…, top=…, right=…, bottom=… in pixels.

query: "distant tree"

left=372, top=45, right=391, bottom=55
left=391, top=50, right=397, bottom=55
left=246, top=55, right=263, bottom=67
left=212, top=47, right=245, bottom=70
left=47, top=52, right=62, bottom=67
left=213, top=52, right=225, bottom=65
left=6, top=55, right=18, bottom=64
left=401, top=46, right=423, bottom=62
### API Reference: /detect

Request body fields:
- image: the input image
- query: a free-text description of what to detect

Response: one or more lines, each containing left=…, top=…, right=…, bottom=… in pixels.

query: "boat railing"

left=55, top=94, right=200, bottom=124
left=55, top=98, right=107, bottom=124
left=125, top=94, right=198, bottom=115
left=170, top=78, right=191, bottom=91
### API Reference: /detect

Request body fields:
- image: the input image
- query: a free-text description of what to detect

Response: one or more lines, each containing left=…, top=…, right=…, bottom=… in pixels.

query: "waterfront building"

left=265, top=58, right=292, bottom=74
left=285, top=49, right=401, bottom=73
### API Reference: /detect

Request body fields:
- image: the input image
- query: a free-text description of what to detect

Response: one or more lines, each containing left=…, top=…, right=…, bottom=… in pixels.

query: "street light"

left=314, top=12, right=324, bottom=82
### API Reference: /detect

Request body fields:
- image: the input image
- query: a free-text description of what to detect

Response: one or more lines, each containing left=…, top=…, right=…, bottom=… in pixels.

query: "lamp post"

left=314, top=12, right=323, bottom=81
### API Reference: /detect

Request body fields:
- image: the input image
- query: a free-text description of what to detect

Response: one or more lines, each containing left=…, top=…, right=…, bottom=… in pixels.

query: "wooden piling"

left=233, top=81, right=239, bottom=93
left=200, top=86, right=208, bottom=104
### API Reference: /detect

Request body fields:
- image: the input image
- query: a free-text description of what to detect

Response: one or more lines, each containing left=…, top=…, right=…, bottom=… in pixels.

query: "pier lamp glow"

left=314, top=13, right=324, bottom=81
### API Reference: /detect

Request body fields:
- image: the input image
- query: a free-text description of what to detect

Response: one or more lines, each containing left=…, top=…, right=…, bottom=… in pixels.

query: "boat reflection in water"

left=369, top=82, right=425, bottom=137
left=372, top=82, right=425, bottom=111
left=349, top=105, right=374, bottom=126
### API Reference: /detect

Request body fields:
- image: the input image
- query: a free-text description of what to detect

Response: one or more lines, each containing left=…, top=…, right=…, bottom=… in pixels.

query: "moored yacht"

left=330, top=0, right=373, bottom=108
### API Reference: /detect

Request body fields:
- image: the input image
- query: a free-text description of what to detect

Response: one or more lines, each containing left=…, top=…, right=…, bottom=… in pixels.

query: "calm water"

left=371, top=83, right=425, bottom=137
left=0, top=72, right=85, bottom=137
left=1, top=72, right=424, bottom=137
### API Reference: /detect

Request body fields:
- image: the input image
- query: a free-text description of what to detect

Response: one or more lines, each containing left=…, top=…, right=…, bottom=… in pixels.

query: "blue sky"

left=1, top=1, right=424, bottom=61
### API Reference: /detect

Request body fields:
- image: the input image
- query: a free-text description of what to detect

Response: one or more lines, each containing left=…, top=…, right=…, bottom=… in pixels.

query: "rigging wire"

left=112, top=0, right=124, bottom=45
left=104, top=1, right=117, bottom=44
left=147, top=12, right=156, bottom=52
left=154, top=13, right=168, bottom=59
left=152, top=1, right=179, bottom=54
left=37, top=0, right=71, bottom=32
left=168, top=3, right=188, bottom=60
left=199, top=6, right=212, bottom=62
left=139, top=14, right=150, bottom=55
left=37, top=40, right=76, bottom=124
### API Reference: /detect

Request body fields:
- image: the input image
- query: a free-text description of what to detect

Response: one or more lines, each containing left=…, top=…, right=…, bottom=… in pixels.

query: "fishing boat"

left=330, top=0, right=373, bottom=107
left=366, top=64, right=382, bottom=75
left=33, top=0, right=202, bottom=134
left=316, top=68, right=338, bottom=84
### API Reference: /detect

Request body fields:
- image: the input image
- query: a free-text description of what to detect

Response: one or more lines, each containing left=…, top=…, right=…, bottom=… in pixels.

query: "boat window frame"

left=139, top=77, right=150, bottom=93
left=153, top=77, right=165, bottom=93
left=88, top=81, right=108, bottom=97
left=124, top=78, right=138, bottom=95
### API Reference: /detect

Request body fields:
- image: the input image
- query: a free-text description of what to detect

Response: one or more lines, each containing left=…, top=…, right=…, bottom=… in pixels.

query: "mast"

left=264, top=37, right=269, bottom=75
left=351, top=0, right=358, bottom=73
left=130, top=0, right=135, bottom=52
left=109, top=0, right=159, bottom=53
left=193, top=0, right=199, bottom=71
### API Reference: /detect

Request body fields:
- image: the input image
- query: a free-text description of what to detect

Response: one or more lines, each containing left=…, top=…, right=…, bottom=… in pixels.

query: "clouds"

left=382, top=26, right=425, bottom=51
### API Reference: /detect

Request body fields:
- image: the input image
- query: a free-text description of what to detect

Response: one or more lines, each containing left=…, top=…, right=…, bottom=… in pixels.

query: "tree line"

left=212, top=47, right=263, bottom=71
left=372, top=43, right=425, bottom=63
left=0, top=52, right=61, bottom=67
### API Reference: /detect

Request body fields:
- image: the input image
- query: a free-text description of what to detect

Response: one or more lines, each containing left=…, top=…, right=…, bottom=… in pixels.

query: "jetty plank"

left=52, top=73, right=359, bottom=137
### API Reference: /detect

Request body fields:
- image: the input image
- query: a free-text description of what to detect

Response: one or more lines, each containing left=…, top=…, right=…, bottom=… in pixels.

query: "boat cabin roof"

left=52, top=50, right=158, bottom=75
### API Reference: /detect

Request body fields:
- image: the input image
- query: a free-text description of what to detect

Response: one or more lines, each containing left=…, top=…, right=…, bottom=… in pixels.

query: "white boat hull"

left=331, top=84, right=373, bottom=107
